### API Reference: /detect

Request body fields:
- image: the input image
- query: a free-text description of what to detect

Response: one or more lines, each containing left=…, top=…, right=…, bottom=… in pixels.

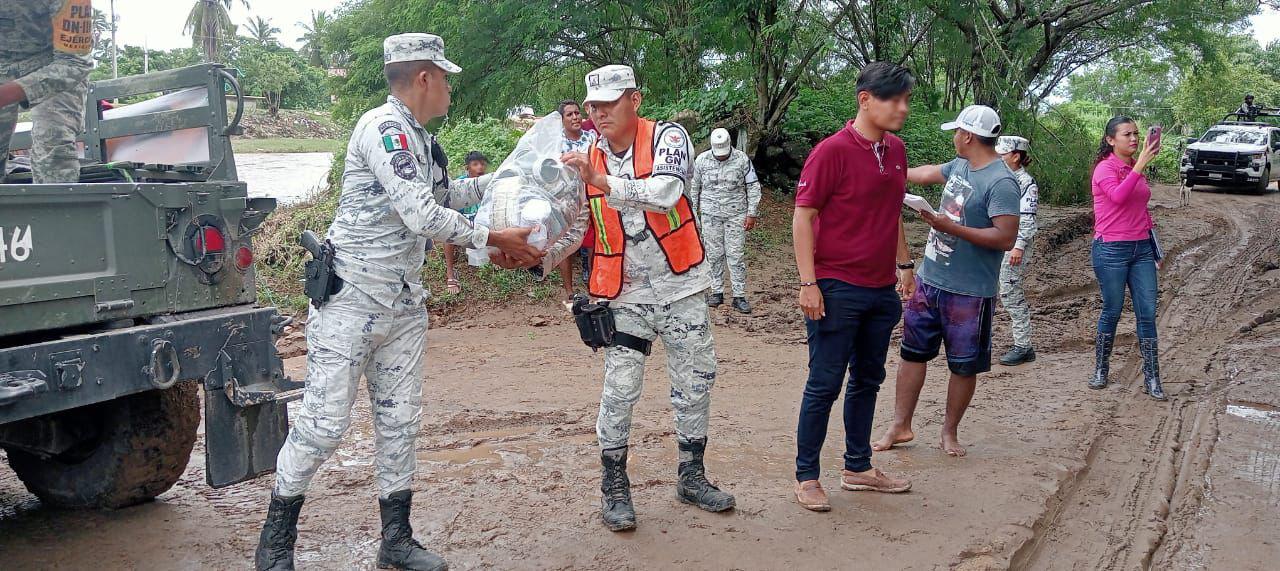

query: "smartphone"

left=1148, top=125, right=1162, bottom=148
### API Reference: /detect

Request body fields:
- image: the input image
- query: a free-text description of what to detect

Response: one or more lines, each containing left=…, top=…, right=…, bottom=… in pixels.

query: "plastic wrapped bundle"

left=468, top=113, right=584, bottom=266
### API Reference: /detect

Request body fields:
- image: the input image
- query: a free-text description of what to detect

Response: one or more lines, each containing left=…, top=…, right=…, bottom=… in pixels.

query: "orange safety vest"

left=585, top=119, right=704, bottom=300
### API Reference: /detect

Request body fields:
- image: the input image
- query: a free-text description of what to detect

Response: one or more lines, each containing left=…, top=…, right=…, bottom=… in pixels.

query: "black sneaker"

left=706, top=293, right=724, bottom=307
left=999, top=346, right=1036, bottom=366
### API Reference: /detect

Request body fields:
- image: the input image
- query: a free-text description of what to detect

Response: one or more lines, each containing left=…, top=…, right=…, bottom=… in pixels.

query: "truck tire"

left=4, top=382, right=200, bottom=509
left=1256, top=166, right=1272, bottom=195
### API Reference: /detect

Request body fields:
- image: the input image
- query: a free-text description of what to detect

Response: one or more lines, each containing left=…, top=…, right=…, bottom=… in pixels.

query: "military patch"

left=390, top=152, right=418, bottom=181
left=53, top=0, right=94, bottom=55
left=662, top=129, right=685, bottom=148
left=383, top=133, right=409, bottom=153
left=377, top=121, right=403, bottom=134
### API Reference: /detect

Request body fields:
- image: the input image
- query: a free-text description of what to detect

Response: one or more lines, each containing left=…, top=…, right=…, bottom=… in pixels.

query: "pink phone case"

left=1148, top=125, right=1162, bottom=148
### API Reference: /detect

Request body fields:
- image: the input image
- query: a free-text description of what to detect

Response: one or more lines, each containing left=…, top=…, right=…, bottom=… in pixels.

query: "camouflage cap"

left=584, top=65, right=637, bottom=103
left=710, top=128, right=732, bottom=157
left=383, top=33, right=461, bottom=73
left=996, top=135, right=1030, bottom=154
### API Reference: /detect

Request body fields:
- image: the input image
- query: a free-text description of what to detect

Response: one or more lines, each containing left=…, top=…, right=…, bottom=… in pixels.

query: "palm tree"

left=297, top=10, right=330, bottom=68
left=245, top=15, right=281, bottom=46
left=184, top=0, right=251, bottom=62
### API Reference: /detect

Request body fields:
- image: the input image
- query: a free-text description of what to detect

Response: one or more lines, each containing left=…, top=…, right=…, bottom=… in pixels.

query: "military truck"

left=1180, top=110, right=1280, bottom=195
left=0, top=64, right=299, bottom=508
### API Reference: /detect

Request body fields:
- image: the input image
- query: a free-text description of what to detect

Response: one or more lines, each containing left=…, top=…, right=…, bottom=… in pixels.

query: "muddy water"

left=237, top=152, right=333, bottom=205
left=1, top=186, right=1277, bottom=569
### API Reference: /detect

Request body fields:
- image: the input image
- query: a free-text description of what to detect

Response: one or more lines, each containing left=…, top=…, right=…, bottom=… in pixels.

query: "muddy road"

left=2, top=184, right=1277, bottom=570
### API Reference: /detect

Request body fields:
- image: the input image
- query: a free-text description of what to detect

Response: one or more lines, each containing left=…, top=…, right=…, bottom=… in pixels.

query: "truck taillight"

left=198, top=226, right=225, bottom=254
left=234, top=246, right=253, bottom=271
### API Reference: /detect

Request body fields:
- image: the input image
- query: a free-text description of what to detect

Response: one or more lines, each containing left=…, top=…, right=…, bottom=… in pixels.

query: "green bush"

left=435, top=118, right=523, bottom=174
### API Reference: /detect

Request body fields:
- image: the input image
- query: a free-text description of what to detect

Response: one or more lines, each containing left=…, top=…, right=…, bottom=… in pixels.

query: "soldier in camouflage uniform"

left=0, top=0, right=93, bottom=184
left=996, top=136, right=1039, bottom=366
left=254, top=34, right=541, bottom=571
left=691, top=127, right=762, bottom=314
left=559, top=65, right=735, bottom=532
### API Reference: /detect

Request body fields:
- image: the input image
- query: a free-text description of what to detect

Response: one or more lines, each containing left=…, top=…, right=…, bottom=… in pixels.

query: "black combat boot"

left=376, top=491, right=448, bottom=571
left=255, top=493, right=304, bottom=571
left=999, top=345, right=1036, bottom=366
left=1089, top=332, right=1115, bottom=389
left=706, top=293, right=724, bottom=308
left=600, top=446, right=637, bottom=531
left=731, top=297, right=752, bottom=314
left=676, top=437, right=735, bottom=512
left=1139, top=337, right=1167, bottom=401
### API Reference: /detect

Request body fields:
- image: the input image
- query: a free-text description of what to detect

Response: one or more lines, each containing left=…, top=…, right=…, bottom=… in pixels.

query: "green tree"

left=298, top=10, right=331, bottom=68
left=236, top=44, right=302, bottom=116
left=185, top=0, right=251, bottom=62
left=244, top=15, right=281, bottom=46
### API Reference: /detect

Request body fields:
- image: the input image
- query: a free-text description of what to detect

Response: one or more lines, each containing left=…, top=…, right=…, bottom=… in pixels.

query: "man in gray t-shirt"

left=872, top=105, right=1020, bottom=459
left=918, top=157, right=1021, bottom=296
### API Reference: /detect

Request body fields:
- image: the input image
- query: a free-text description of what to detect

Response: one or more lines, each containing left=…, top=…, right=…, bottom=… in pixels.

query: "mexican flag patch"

left=382, top=133, right=409, bottom=152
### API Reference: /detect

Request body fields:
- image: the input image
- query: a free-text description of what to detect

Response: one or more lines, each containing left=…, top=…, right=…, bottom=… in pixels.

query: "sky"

left=109, top=0, right=347, bottom=52
left=111, top=1, right=1279, bottom=53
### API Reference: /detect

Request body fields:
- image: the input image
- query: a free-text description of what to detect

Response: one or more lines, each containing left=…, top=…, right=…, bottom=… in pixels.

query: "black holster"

left=571, top=294, right=651, bottom=355
left=301, top=230, right=343, bottom=309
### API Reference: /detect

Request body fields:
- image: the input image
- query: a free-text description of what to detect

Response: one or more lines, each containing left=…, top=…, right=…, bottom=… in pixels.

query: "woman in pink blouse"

left=1089, top=116, right=1166, bottom=400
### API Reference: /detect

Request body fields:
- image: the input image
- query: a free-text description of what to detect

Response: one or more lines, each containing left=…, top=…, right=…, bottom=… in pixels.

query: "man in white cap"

left=873, top=104, right=1020, bottom=458
left=253, top=33, right=541, bottom=571
left=994, top=135, right=1039, bottom=366
left=559, top=64, right=735, bottom=532
left=690, top=127, right=762, bottom=313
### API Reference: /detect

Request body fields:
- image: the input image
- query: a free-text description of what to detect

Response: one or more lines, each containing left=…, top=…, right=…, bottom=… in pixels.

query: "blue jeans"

left=796, top=280, right=901, bottom=481
left=1091, top=238, right=1158, bottom=338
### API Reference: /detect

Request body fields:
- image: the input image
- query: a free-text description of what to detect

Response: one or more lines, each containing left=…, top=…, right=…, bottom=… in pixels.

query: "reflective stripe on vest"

left=585, top=119, right=704, bottom=300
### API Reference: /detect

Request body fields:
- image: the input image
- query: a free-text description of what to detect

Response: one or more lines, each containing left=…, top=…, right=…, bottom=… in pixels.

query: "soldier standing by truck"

left=0, top=0, right=93, bottom=184
left=690, top=127, right=762, bottom=313
left=253, top=33, right=541, bottom=571
left=559, top=64, right=735, bottom=532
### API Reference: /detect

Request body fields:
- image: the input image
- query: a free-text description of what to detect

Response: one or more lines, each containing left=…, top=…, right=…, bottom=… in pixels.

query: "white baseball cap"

left=996, top=135, right=1030, bottom=154
left=383, top=33, right=461, bottom=73
left=941, top=105, right=1002, bottom=138
left=584, top=65, right=637, bottom=103
left=710, top=128, right=732, bottom=157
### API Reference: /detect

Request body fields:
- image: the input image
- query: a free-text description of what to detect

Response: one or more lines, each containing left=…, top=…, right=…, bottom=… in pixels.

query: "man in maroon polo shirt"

left=792, top=62, right=917, bottom=512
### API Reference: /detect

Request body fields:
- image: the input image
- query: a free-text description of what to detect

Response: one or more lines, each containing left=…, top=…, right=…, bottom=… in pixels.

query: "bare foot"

left=940, top=432, right=966, bottom=457
left=872, top=427, right=915, bottom=452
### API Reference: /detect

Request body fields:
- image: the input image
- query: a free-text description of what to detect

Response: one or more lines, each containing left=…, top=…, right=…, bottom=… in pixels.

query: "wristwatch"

left=897, top=261, right=915, bottom=270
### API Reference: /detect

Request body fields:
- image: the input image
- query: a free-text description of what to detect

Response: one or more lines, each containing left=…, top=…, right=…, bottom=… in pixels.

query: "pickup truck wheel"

left=3, top=382, right=199, bottom=509
left=1257, top=166, right=1272, bottom=195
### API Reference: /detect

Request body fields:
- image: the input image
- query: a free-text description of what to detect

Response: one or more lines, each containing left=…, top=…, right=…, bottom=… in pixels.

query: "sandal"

left=446, top=277, right=462, bottom=295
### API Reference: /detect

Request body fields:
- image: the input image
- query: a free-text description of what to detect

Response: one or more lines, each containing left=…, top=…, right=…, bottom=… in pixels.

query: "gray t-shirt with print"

left=918, top=157, right=1021, bottom=298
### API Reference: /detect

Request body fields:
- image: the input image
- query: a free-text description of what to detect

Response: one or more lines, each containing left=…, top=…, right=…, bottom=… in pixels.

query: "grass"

left=232, top=138, right=342, bottom=154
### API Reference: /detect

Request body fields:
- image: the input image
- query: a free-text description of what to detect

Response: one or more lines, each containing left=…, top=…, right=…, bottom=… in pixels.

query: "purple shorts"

left=901, top=279, right=994, bottom=376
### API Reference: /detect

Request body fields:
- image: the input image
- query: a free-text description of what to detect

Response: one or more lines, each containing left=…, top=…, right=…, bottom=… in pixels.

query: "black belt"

left=614, top=331, right=652, bottom=356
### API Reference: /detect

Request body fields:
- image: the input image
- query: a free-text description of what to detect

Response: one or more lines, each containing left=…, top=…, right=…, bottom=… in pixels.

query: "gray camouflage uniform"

left=0, top=0, right=93, bottom=183
left=998, top=167, right=1039, bottom=349
left=581, top=121, right=718, bottom=450
left=274, top=95, right=493, bottom=498
left=690, top=148, right=761, bottom=298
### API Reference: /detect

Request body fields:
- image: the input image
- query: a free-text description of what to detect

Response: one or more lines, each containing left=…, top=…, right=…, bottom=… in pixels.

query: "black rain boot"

left=600, top=446, right=637, bottom=531
left=376, top=491, right=448, bottom=571
left=676, top=437, right=735, bottom=512
left=706, top=293, right=724, bottom=308
left=1139, top=337, right=1167, bottom=401
left=999, top=345, right=1036, bottom=366
left=1089, top=332, right=1115, bottom=389
left=255, top=493, right=304, bottom=571
left=731, top=297, right=752, bottom=314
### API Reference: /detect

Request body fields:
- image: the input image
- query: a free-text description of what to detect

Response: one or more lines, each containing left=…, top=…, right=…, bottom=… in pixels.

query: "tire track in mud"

left=1009, top=187, right=1279, bottom=570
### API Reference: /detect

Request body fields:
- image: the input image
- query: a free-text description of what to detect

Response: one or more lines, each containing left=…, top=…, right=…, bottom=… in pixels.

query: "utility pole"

left=144, top=36, right=149, bottom=74
left=110, top=0, right=118, bottom=78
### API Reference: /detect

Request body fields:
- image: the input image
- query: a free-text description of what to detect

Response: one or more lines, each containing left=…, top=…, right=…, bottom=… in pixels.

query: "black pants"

left=795, top=279, right=901, bottom=481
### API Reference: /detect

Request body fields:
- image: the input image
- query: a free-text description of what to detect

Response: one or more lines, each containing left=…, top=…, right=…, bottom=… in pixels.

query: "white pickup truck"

left=1181, top=119, right=1280, bottom=194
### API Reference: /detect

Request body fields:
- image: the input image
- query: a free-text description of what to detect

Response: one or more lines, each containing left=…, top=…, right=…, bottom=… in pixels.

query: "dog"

left=1178, top=179, right=1191, bottom=207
